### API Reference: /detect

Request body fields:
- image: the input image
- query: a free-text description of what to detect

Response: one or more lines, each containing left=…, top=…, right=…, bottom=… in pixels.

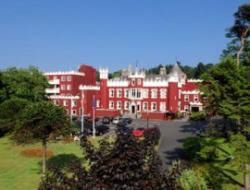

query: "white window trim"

left=117, top=101, right=122, bottom=110
left=109, top=101, right=114, bottom=109
left=184, top=95, right=189, bottom=102
left=160, top=89, right=167, bottom=99
left=117, top=88, right=122, bottom=98
left=151, top=102, right=157, bottom=112
left=109, top=89, right=114, bottom=98
left=151, top=89, right=157, bottom=99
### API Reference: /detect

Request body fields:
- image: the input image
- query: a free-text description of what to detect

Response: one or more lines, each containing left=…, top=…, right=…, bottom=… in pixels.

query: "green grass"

left=0, top=136, right=83, bottom=190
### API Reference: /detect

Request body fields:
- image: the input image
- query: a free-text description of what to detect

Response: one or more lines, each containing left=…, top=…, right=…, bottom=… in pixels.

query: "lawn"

left=0, top=136, right=83, bottom=190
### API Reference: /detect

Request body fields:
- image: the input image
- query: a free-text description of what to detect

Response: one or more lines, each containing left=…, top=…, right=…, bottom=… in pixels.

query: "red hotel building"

left=44, top=64, right=203, bottom=120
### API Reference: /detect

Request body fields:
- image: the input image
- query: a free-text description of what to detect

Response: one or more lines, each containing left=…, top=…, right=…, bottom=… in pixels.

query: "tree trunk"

left=42, top=139, right=47, bottom=177
left=236, top=37, right=245, bottom=68
left=237, top=28, right=249, bottom=68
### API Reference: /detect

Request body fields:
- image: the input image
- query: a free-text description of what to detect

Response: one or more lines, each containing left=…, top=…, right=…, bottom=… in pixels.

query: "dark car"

left=102, top=117, right=111, bottom=124
left=122, top=117, right=133, bottom=124
left=83, top=124, right=109, bottom=136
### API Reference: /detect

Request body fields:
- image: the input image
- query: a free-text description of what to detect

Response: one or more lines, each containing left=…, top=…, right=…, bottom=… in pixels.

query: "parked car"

left=83, top=124, right=109, bottom=136
left=102, top=117, right=111, bottom=124
left=122, top=117, right=133, bottom=124
left=133, top=127, right=145, bottom=137
left=112, top=117, right=122, bottom=124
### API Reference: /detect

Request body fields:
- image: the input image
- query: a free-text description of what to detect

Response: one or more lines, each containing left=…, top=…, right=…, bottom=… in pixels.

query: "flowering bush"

left=21, top=148, right=54, bottom=158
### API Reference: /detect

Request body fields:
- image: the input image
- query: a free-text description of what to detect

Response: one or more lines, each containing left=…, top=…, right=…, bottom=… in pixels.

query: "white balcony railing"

left=45, top=88, right=60, bottom=94
left=48, top=79, right=60, bottom=85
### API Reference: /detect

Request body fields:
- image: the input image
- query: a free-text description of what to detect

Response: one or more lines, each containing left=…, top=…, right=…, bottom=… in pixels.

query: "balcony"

left=45, top=88, right=60, bottom=94
left=48, top=79, right=60, bottom=85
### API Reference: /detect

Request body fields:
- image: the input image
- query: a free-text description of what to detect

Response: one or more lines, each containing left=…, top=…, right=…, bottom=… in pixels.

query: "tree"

left=227, top=4, right=250, bottom=67
left=0, top=98, right=29, bottom=135
left=201, top=57, right=250, bottom=128
left=13, top=101, right=70, bottom=176
left=0, top=66, right=48, bottom=103
left=194, top=63, right=206, bottom=78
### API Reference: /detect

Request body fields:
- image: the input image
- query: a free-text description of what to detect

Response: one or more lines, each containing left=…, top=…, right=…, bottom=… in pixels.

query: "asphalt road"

left=131, top=118, right=208, bottom=169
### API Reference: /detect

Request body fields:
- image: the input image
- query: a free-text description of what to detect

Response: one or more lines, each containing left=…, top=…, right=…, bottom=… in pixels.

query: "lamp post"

left=92, top=95, right=96, bottom=138
left=146, top=106, right=149, bottom=129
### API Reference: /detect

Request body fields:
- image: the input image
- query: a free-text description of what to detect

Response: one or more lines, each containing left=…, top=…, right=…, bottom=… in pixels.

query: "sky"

left=0, top=0, right=248, bottom=72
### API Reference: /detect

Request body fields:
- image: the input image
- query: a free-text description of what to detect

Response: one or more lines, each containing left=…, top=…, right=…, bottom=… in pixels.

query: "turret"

left=99, top=68, right=108, bottom=80
left=99, top=68, right=109, bottom=108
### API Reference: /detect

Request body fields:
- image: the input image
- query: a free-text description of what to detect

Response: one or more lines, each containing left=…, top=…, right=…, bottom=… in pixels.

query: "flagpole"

left=81, top=90, right=84, bottom=134
left=92, top=95, right=96, bottom=138
left=70, top=98, right=73, bottom=124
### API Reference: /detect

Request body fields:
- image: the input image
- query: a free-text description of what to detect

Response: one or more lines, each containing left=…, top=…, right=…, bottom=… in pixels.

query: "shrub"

left=178, top=169, right=208, bottom=190
left=190, top=111, right=206, bottom=121
left=144, top=126, right=161, bottom=146
left=21, top=148, right=54, bottom=158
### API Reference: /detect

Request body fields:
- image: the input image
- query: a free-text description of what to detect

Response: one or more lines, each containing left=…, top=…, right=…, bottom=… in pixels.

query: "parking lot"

left=93, top=117, right=207, bottom=169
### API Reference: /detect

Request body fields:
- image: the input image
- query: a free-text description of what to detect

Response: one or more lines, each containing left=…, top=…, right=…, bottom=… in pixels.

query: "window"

left=143, top=89, right=148, bottom=98
left=109, top=89, right=114, bottom=98
left=72, top=100, right=77, bottom=107
left=138, top=79, right=141, bottom=85
left=96, top=100, right=100, bottom=108
left=72, top=110, right=76, bottom=115
left=67, top=76, right=72, bottom=81
left=184, top=95, right=189, bottom=102
left=160, top=102, right=166, bottom=112
left=194, top=95, right=199, bottom=102
left=53, top=99, right=59, bottom=105
left=124, top=89, right=129, bottom=98
left=151, top=102, right=157, bottom=111
left=117, top=101, right=122, bottom=110
left=131, top=89, right=136, bottom=97
left=124, top=101, right=129, bottom=110
left=136, top=90, right=141, bottom=98
left=53, top=76, right=58, bottom=80
left=131, top=79, right=135, bottom=86
left=184, top=105, right=189, bottom=112
left=61, top=76, right=66, bottom=81
left=160, top=89, right=167, bottom=99
left=67, top=85, right=71, bottom=90
left=143, top=102, right=148, bottom=111
left=63, top=100, right=68, bottom=106
left=117, top=89, right=122, bottom=98
left=151, top=89, right=157, bottom=99
left=61, top=85, right=65, bottom=90
left=109, top=101, right=114, bottom=109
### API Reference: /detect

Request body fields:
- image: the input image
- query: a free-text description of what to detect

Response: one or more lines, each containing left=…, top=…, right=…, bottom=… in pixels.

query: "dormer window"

left=137, top=79, right=141, bottom=85
left=131, top=79, right=135, bottom=86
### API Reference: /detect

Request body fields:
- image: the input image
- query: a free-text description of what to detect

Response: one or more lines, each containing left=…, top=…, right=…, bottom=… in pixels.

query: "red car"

left=133, top=128, right=145, bottom=137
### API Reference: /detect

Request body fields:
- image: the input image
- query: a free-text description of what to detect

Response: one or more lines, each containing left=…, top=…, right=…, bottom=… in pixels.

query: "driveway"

left=131, top=119, right=208, bottom=169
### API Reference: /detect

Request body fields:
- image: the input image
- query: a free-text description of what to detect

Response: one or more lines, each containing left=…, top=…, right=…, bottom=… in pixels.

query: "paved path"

left=132, top=119, right=207, bottom=169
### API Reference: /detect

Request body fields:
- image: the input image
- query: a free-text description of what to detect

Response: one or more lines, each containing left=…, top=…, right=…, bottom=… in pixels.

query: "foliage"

left=226, top=3, right=250, bottom=66
left=0, top=66, right=48, bottom=103
left=143, top=126, right=161, bottom=146
left=0, top=97, right=29, bottom=135
left=13, top=101, right=70, bottom=144
left=13, top=101, right=71, bottom=175
left=201, top=57, right=250, bottom=128
left=178, top=169, right=207, bottom=190
left=39, top=127, right=193, bottom=189
left=163, top=160, right=188, bottom=190
left=189, top=111, right=206, bottom=121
